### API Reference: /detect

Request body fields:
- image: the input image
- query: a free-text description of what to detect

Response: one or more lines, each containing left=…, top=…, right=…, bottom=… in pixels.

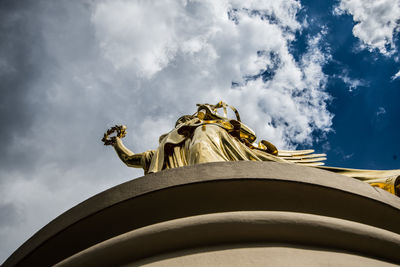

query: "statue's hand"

left=102, top=125, right=127, bottom=146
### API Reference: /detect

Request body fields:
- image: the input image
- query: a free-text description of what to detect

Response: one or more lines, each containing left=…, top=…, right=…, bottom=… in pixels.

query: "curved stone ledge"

left=132, top=245, right=399, bottom=267
left=3, top=161, right=400, bottom=266
left=54, top=211, right=400, bottom=267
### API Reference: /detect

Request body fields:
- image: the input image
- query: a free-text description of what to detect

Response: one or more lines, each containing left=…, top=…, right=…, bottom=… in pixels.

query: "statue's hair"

left=158, top=115, right=195, bottom=144
left=175, top=115, right=195, bottom=127
left=158, top=133, right=168, bottom=144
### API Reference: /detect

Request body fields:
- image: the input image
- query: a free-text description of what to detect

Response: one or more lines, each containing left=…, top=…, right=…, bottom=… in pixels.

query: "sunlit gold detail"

left=103, top=101, right=400, bottom=196
left=318, top=166, right=400, bottom=196
left=364, top=176, right=399, bottom=195
left=102, top=125, right=127, bottom=146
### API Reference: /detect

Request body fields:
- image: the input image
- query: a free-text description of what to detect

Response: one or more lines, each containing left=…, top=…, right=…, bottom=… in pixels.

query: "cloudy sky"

left=1, top=0, right=400, bottom=263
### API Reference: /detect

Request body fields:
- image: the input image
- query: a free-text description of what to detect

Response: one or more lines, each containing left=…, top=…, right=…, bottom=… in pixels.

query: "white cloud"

left=371, top=106, right=388, bottom=130
left=91, top=0, right=332, bottom=148
left=339, top=75, right=366, bottom=91
left=335, top=69, right=368, bottom=91
left=391, top=69, right=400, bottom=80
left=0, top=0, right=333, bottom=262
left=376, top=106, right=386, bottom=116
left=334, top=0, right=400, bottom=56
left=92, top=0, right=182, bottom=78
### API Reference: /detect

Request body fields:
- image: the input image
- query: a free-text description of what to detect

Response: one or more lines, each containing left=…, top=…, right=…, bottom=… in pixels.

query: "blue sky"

left=1, top=0, right=400, bottom=263
left=297, top=0, right=400, bottom=170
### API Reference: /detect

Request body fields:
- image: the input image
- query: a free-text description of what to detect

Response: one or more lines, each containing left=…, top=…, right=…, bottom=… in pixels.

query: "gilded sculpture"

left=102, top=101, right=400, bottom=196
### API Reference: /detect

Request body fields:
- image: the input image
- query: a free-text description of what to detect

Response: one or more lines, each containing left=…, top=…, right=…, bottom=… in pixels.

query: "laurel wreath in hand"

left=102, top=125, right=127, bottom=146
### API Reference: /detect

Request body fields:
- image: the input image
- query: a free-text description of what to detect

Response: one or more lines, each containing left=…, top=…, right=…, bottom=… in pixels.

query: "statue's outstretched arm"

left=102, top=125, right=145, bottom=169
left=113, top=137, right=143, bottom=168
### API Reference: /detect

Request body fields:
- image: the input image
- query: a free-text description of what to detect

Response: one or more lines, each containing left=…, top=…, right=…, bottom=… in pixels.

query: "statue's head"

left=175, top=115, right=195, bottom=127
left=196, top=101, right=241, bottom=122
left=158, top=115, right=196, bottom=144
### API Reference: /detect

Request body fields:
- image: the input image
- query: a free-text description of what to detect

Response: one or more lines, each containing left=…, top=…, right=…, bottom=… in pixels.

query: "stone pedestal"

left=3, top=162, right=400, bottom=266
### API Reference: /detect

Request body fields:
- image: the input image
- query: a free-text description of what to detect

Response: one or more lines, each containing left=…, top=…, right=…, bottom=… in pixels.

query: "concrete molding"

left=3, top=162, right=400, bottom=266
left=130, top=245, right=400, bottom=267
left=54, top=211, right=400, bottom=266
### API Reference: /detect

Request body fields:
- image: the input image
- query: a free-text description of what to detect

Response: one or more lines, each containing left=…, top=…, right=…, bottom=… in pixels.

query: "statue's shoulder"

left=159, top=118, right=201, bottom=145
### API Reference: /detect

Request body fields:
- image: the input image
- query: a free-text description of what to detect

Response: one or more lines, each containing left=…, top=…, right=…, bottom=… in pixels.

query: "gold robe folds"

left=141, top=118, right=400, bottom=196
left=107, top=102, right=400, bottom=196
left=145, top=121, right=287, bottom=174
left=318, top=166, right=400, bottom=196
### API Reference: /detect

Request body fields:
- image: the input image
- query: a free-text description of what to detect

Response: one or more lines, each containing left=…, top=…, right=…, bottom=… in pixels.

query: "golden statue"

left=102, top=101, right=400, bottom=196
